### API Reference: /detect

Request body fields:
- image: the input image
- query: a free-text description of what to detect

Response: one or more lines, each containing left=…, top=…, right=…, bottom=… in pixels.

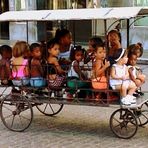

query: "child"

left=29, top=43, right=46, bottom=87
left=85, top=36, right=104, bottom=63
left=109, top=48, right=137, bottom=105
left=127, top=43, right=143, bottom=58
left=127, top=53, right=145, bottom=96
left=47, top=38, right=66, bottom=88
left=0, top=45, right=12, bottom=85
left=83, top=37, right=104, bottom=79
left=91, top=44, right=110, bottom=89
left=67, top=45, right=90, bottom=98
left=91, top=44, right=110, bottom=101
left=12, top=41, right=30, bottom=86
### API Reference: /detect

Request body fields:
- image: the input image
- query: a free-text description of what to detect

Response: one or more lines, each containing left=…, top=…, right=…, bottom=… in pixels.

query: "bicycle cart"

left=0, top=7, right=148, bottom=139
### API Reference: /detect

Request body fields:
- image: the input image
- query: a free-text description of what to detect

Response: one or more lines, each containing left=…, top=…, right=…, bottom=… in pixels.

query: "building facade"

left=0, top=0, right=148, bottom=49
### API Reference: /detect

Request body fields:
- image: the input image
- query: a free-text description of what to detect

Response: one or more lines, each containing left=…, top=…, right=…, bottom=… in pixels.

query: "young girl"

left=12, top=41, right=30, bottom=86
left=83, top=36, right=104, bottom=79
left=47, top=38, right=65, bottom=88
left=127, top=53, right=145, bottom=96
left=127, top=43, right=143, bottom=58
left=30, top=43, right=46, bottom=87
left=67, top=45, right=90, bottom=98
left=91, top=44, right=110, bottom=90
left=0, top=45, right=12, bottom=85
left=109, top=48, right=137, bottom=105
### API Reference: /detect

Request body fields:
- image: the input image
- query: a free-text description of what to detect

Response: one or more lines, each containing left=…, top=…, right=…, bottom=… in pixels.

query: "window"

left=134, top=0, right=148, bottom=26
left=15, top=0, right=27, bottom=10
left=0, top=0, right=9, bottom=39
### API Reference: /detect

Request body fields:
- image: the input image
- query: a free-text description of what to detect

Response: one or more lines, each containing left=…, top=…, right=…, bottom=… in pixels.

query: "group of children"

left=0, top=28, right=145, bottom=105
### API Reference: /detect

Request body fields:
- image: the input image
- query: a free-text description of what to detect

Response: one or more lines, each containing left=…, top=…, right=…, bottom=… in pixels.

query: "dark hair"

left=127, top=43, right=143, bottom=57
left=30, top=43, right=41, bottom=52
left=0, top=45, right=12, bottom=55
left=94, top=42, right=105, bottom=53
left=46, top=38, right=59, bottom=49
left=55, top=29, right=70, bottom=41
left=108, top=29, right=121, bottom=43
left=114, top=48, right=127, bottom=62
left=70, top=45, right=86, bottom=61
left=89, top=36, right=104, bottom=48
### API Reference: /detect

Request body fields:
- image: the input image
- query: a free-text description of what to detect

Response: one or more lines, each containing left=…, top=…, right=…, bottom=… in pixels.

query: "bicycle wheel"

left=110, top=108, right=138, bottom=139
left=0, top=94, right=33, bottom=132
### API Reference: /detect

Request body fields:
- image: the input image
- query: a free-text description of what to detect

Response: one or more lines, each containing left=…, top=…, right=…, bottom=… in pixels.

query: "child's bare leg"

left=121, top=85, right=127, bottom=97
left=114, top=85, right=125, bottom=97
left=128, top=81, right=137, bottom=95
left=137, top=74, right=145, bottom=84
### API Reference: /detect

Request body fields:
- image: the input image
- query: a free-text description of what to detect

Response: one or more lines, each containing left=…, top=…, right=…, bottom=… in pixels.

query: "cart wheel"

left=0, top=94, right=33, bottom=132
left=36, top=103, right=64, bottom=116
left=110, top=108, right=138, bottom=139
left=135, top=102, right=148, bottom=126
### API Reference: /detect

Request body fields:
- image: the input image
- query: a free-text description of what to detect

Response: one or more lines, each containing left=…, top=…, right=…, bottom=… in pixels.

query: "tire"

left=0, top=94, right=33, bottom=132
left=110, top=108, right=138, bottom=139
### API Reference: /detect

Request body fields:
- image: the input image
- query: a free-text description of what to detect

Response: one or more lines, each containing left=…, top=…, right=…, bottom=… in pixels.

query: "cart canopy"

left=0, top=7, right=148, bottom=22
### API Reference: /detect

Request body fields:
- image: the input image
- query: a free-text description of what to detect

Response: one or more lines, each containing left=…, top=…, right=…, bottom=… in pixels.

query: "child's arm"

left=73, top=61, right=86, bottom=80
left=53, top=58, right=65, bottom=75
left=6, top=62, right=12, bottom=79
left=128, top=67, right=136, bottom=82
left=93, top=60, right=110, bottom=77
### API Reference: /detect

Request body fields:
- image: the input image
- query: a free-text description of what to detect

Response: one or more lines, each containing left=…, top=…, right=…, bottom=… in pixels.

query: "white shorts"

left=110, top=80, right=131, bottom=90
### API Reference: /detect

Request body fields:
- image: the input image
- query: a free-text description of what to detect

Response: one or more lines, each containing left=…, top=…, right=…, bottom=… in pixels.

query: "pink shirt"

left=12, top=59, right=28, bottom=78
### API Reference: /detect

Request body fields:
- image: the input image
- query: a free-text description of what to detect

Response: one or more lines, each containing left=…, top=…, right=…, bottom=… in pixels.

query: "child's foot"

left=136, top=90, right=144, bottom=96
left=126, top=95, right=136, bottom=104
left=121, top=97, right=131, bottom=105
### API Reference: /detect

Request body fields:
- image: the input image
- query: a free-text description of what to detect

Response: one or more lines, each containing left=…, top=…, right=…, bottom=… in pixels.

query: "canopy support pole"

left=73, top=21, right=76, bottom=45
left=104, top=19, right=107, bottom=38
left=26, top=21, right=29, bottom=42
left=127, top=19, right=130, bottom=48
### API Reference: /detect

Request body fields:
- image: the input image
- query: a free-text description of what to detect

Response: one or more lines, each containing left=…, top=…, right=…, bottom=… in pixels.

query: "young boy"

left=0, top=45, right=12, bottom=85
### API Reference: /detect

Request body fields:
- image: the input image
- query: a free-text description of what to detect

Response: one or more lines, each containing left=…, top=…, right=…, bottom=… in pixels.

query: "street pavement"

left=0, top=64, right=148, bottom=148
left=0, top=105, right=148, bottom=148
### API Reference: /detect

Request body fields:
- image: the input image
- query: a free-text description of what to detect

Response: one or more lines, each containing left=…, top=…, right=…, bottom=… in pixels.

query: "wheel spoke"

left=18, top=115, right=24, bottom=128
left=19, top=115, right=31, bottom=121
left=43, top=103, right=48, bottom=113
left=49, top=104, right=55, bottom=114
left=112, top=116, right=121, bottom=124
left=3, top=105, right=13, bottom=112
left=3, top=113, right=13, bottom=119
left=10, top=115, right=15, bottom=128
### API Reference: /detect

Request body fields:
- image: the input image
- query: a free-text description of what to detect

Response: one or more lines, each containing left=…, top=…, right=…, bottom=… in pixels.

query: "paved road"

left=0, top=64, right=148, bottom=148
left=0, top=104, right=148, bottom=148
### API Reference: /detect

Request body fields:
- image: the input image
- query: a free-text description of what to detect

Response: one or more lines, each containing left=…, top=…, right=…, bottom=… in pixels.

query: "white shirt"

left=110, top=64, right=127, bottom=86
left=68, top=61, right=79, bottom=78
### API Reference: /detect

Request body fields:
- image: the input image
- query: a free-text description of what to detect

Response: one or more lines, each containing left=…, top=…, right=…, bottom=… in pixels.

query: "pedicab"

left=0, top=7, right=148, bottom=139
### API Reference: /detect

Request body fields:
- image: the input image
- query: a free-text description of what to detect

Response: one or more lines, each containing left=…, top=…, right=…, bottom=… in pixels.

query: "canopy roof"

left=0, top=7, right=148, bottom=22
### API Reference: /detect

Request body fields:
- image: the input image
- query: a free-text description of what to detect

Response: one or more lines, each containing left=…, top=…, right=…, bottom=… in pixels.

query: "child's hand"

left=135, top=79, right=142, bottom=87
left=104, top=60, right=110, bottom=68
